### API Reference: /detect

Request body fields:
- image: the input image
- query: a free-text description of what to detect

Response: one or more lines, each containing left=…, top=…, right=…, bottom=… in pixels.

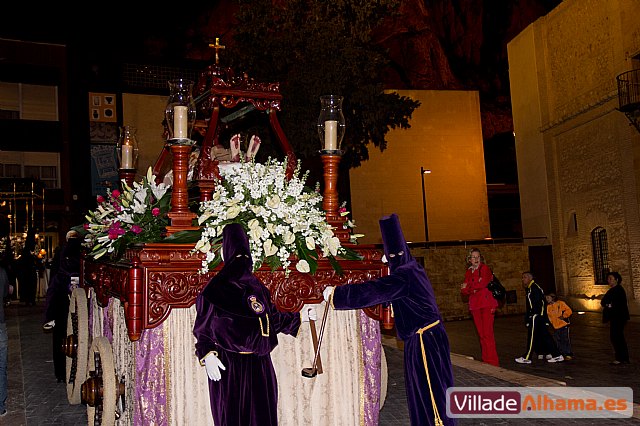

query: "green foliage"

left=231, top=0, right=420, bottom=168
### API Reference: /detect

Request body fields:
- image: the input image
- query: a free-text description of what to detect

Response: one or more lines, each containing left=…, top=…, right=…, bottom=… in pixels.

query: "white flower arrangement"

left=82, top=167, right=171, bottom=260
left=339, top=202, right=365, bottom=244
left=194, top=158, right=361, bottom=276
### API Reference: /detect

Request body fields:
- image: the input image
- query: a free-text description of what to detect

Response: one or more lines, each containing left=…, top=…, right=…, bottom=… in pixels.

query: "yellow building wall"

left=350, top=90, right=490, bottom=244
left=122, top=93, right=167, bottom=179
left=507, top=28, right=551, bottom=242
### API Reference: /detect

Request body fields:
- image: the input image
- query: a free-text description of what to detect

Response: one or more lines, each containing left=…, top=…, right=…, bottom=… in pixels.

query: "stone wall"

left=508, top=0, right=640, bottom=303
left=411, top=243, right=529, bottom=320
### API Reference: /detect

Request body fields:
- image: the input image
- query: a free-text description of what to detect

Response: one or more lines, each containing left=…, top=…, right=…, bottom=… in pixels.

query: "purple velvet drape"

left=134, top=326, right=168, bottom=425
left=359, top=310, right=382, bottom=425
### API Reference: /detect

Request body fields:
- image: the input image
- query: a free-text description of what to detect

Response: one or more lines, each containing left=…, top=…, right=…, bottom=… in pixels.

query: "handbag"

left=487, top=275, right=506, bottom=301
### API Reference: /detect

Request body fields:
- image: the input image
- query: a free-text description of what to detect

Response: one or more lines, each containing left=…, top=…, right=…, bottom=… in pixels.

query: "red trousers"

left=471, top=307, right=499, bottom=366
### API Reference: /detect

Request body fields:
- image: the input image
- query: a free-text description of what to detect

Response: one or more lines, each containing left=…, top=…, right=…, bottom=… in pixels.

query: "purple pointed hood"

left=379, top=214, right=412, bottom=272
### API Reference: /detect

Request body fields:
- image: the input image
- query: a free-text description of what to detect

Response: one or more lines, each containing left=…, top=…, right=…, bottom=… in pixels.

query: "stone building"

left=508, top=0, right=640, bottom=312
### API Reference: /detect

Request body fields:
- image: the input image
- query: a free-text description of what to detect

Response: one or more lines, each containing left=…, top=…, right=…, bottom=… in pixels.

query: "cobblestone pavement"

left=2, top=302, right=638, bottom=425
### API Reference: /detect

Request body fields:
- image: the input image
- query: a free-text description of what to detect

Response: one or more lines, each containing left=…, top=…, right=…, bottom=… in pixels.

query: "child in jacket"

left=545, top=293, right=573, bottom=359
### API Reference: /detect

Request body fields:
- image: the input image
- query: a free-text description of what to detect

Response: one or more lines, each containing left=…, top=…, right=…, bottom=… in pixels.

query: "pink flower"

left=152, top=207, right=160, bottom=216
left=131, top=225, right=142, bottom=234
left=112, top=190, right=121, bottom=198
left=83, top=223, right=90, bottom=230
left=339, top=207, right=347, bottom=214
left=96, top=195, right=105, bottom=203
left=108, top=222, right=126, bottom=240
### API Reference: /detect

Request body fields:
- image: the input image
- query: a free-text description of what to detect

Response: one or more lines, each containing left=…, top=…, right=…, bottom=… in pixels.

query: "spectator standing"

left=0, top=261, right=14, bottom=416
left=601, top=272, right=630, bottom=365
left=460, top=248, right=499, bottom=366
left=16, top=228, right=42, bottom=306
left=545, top=293, right=573, bottom=360
left=515, top=272, right=563, bottom=364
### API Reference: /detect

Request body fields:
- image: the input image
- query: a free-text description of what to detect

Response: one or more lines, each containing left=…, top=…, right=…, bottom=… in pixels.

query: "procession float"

left=70, top=57, right=393, bottom=425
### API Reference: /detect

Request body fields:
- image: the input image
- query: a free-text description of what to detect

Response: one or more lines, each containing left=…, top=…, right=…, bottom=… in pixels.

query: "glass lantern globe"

left=165, top=79, right=197, bottom=143
left=317, top=95, right=345, bottom=153
left=116, top=125, right=139, bottom=170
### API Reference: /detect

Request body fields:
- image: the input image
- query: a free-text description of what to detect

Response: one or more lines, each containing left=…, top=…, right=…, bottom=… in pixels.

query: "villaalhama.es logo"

left=446, top=387, right=633, bottom=418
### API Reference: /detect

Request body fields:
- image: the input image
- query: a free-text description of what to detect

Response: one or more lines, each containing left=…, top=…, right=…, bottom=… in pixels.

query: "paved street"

left=1, top=302, right=639, bottom=425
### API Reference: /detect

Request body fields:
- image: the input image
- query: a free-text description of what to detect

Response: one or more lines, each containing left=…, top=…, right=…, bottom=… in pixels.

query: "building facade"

left=508, top=0, right=640, bottom=311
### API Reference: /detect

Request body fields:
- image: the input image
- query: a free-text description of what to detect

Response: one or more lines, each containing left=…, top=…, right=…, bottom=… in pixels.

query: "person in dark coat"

left=193, top=223, right=313, bottom=426
left=323, top=213, right=455, bottom=426
left=602, top=271, right=630, bottom=365
left=0, top=260, right=14, bottom=416
left=16, top=248, right=38, bottom=306
left=43, top=231, right=82, bottom=382
left=515, top=272, right=563, bottom=364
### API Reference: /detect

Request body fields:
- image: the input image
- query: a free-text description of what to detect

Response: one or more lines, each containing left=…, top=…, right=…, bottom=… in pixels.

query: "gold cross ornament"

left=208, top=37, right=226, bottom=65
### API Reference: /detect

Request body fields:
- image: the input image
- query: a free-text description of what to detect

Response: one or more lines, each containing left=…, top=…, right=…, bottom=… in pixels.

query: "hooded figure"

left=193, top=223, right=304, bottom=426
left=324, top=214, right=455, bottom=426
left=43, top=233, right=82, bottom=382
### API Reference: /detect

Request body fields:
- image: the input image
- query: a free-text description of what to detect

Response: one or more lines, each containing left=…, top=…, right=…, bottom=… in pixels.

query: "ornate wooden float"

left=73, top=59, right=391, bottom=426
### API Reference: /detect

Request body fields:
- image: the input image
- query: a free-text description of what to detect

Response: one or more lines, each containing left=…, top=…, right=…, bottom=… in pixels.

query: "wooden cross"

left=208, top=37, right=226, bottom=65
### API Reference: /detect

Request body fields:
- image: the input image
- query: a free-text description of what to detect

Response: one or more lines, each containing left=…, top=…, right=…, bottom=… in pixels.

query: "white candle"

left=174, top=106, right=188, bottom=139
left=121, top=145, right=133, bottom=169
left=324, top=120, right=338, bottom=151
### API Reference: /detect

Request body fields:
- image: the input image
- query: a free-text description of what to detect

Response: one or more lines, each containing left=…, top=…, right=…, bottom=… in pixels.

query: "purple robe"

left=44, top=236, right=81, bottom=381
left=193, top=224, right=301, bottom=426
left=332, top=214, right=455, bottom=426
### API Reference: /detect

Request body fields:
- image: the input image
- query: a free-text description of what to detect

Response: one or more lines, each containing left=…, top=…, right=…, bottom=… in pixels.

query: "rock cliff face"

left=180, top=0, right=559, bottom=140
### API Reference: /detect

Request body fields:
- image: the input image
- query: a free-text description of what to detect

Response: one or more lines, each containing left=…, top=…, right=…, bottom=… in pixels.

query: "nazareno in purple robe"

left=331, top=214, right=455, bottom=426
left=44, top=235, right=82, bottom=381
left=193, top=223, right=301, bottom=426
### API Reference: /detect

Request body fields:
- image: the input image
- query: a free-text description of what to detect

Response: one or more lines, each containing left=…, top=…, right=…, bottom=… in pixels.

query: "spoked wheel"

left=63, top=287, right=89, bottom=405
left=82, top=336, right=121, bottom=426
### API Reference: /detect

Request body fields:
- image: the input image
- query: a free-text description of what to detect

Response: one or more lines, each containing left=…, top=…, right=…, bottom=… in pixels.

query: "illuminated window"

left=0, top=82, right=58, bottom=121
left=0, top=152, right=60, bottom=188
left=591, top=227, right=609, bottom=284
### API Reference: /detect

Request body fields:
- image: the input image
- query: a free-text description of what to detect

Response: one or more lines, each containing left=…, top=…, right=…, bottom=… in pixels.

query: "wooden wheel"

left=64, top=287, right=89, bottom=405
left=82, top=337, right=118, bottom=426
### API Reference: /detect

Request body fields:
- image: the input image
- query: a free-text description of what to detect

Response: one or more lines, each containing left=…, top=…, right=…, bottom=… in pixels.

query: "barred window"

left=591, top=227, right=609, bottom=284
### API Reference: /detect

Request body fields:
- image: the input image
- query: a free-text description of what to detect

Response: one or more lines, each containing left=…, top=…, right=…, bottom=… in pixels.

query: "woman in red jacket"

left=460, top=248, right=499, bottom=366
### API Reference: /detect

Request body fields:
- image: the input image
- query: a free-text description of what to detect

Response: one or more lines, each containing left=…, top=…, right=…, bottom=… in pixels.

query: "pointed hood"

left=379, top=214, right=412, bottom=272
left=201, top=223, right=265, bottom=317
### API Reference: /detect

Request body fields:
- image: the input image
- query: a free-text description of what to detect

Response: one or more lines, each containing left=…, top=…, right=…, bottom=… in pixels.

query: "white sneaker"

left=537, top=354, right=543, bottom=360
left=515, top=357, right=532, bottom=364
left=548, top=355, right=564, bottom=363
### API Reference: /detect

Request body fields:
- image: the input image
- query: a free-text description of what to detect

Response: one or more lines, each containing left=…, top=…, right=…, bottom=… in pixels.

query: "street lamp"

left=420, top=167, right=431, bottom=242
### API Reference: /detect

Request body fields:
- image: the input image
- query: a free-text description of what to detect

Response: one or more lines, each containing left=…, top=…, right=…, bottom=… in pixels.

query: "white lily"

left=296, top=259, right=310, bottom=273
left=263, top=239, right=278, bottom=257
left=305, top=236, right=316, bottom=250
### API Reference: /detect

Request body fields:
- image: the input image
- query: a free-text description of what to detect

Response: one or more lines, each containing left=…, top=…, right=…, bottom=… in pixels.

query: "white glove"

left=323, top=286, right=335, bottom=302
left=301, top=306, right=317, bottom=322
left=203, top=352, right=226, bottom=381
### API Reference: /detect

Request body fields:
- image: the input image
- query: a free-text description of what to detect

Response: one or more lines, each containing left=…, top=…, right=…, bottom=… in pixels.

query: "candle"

left=121, top=145, right=133, bottom=169
left=324, top=120, right=338, bottom=151
left=174, top=106, right=188, bottom=139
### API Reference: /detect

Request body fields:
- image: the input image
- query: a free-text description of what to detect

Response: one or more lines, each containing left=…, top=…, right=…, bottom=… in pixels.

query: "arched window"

left=591, top=227, right=609, bottom=284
